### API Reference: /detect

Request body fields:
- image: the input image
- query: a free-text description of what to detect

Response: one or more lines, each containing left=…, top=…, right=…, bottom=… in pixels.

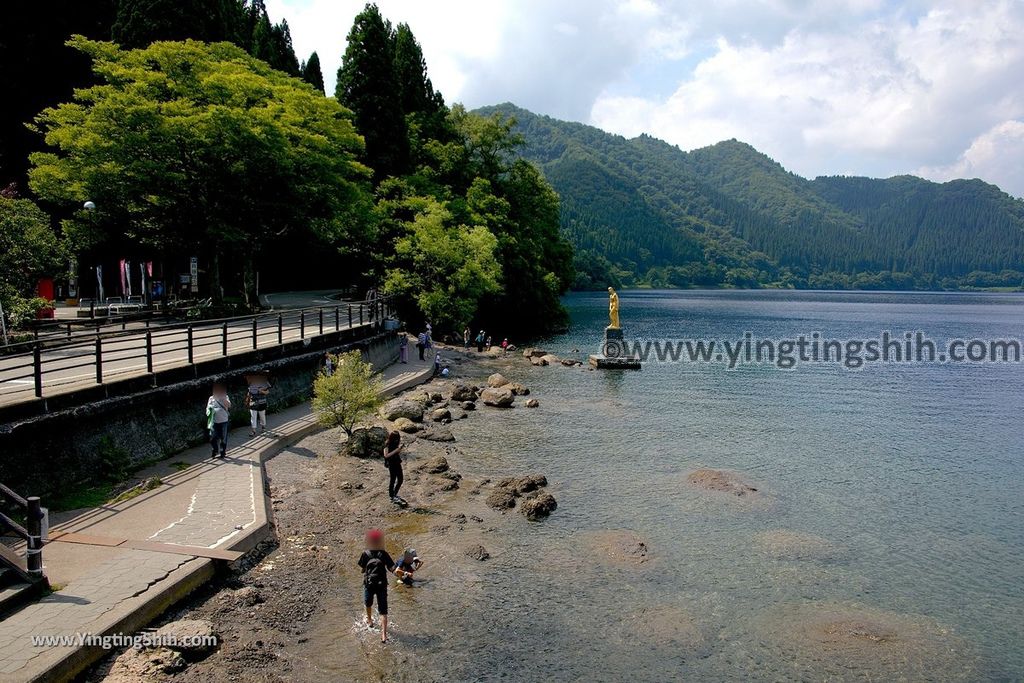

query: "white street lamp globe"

left=83, top=201, right=96, bottom=210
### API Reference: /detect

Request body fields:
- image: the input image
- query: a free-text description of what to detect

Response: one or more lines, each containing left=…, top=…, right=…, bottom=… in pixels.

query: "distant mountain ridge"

left=476, top=103, right=1024, bottom=290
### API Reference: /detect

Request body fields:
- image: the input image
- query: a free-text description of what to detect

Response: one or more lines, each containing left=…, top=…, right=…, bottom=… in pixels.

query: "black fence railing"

left=0, top=296, right=393, bottom=404
left=0, top=482, right=44, bottom=582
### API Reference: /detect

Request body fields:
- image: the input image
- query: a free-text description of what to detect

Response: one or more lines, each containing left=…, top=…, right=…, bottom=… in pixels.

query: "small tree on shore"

left=312, top=350, right=384, bottom=437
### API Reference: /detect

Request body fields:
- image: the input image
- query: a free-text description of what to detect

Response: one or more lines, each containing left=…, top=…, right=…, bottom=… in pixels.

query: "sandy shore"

left=88, top=345, right=554, bottom=682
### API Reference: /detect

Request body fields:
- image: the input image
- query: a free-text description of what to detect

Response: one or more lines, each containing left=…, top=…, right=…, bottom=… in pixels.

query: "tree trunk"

left=209, top=250, right=223, bottom=304
left=243, top=252, right=257, bottom=309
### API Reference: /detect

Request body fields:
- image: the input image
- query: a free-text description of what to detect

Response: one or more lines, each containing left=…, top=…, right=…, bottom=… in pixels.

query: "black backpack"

left=363, top=551, right=387, bottom=587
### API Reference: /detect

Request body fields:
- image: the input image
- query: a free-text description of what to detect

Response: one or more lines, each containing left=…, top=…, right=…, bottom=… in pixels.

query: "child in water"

left=358, top=529, right=409, bottom=643
left=394, top=548, right=424, bottom=585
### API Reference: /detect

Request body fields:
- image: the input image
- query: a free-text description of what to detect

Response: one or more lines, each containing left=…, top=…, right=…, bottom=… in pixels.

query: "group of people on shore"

left=462, top=327, right=510, bottom=355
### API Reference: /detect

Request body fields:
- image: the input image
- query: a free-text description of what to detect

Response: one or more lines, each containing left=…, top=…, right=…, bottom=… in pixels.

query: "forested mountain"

left=479, top=103, right=1024, bottom=291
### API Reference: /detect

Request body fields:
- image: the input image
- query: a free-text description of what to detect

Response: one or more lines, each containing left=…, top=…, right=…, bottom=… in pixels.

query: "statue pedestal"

left=589, top=326, right=642, bottom=370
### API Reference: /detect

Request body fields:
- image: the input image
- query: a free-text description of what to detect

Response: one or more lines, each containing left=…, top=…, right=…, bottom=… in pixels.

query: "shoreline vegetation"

left=86, top=342, right=980, bottom=682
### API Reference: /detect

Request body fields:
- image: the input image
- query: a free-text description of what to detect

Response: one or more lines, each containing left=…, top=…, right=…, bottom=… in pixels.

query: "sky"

left=267, top=0, right=1024, bottom=197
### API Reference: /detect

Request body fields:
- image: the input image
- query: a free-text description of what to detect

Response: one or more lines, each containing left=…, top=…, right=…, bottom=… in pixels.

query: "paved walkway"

left=0, top=352, right=433, bottom=682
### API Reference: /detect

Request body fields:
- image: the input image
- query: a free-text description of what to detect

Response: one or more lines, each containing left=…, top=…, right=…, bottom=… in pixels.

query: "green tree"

left=0, top=196, right=66, bottom=328
left=301, top=51, right=325, bottom=93
left=382, top=195, right=501, bottom=329
left=335, top=3, right=408, bottom=181
left=312, top=350, right=384, bottom=437
left=29, top=38, right=372, bottom=305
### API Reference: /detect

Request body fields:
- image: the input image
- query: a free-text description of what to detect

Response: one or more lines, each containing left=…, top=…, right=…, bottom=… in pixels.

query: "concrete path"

left=0, top=351, right=434, bottom=682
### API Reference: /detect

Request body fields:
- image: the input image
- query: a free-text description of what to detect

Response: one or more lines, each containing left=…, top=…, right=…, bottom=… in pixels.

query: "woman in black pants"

left=383, top=430, right=405, bottom=504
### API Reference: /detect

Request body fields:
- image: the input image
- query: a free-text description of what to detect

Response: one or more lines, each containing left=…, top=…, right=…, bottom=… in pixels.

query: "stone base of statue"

left=589, top=327, right=642, bottom=370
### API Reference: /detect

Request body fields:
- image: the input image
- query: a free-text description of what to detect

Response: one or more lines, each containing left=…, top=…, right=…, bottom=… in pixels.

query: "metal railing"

left=0, top=483, right=44, bottom=582
left=0, top=296, right=393, bottom=404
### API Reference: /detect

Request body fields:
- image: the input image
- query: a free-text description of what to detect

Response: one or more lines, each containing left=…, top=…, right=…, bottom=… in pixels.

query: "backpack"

left=363, top=551, right=387, bottom=587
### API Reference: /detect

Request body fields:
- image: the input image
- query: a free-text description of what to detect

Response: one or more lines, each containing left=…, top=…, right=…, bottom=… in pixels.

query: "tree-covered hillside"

left=479, top=103, right=1024, bottom=291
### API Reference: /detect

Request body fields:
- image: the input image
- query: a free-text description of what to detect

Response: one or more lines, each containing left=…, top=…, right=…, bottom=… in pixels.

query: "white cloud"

left=919, top=120, right=1024, bottom=198
left=269, top=0, right=1024, bottom=196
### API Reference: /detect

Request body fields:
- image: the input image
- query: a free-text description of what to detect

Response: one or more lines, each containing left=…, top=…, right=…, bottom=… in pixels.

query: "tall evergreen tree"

left=301, top=52, right=325, bottom=93
left=112, top=0, right=240, bottom=47
left=335, top=4, right=408, bottom=181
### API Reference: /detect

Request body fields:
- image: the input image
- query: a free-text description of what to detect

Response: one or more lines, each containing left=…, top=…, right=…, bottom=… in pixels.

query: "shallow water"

left=313, top=290, right=1024, bottom=681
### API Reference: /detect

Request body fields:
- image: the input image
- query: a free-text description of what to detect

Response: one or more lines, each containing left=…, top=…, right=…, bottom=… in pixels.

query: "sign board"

left=189, top=257, right=199, bottom=293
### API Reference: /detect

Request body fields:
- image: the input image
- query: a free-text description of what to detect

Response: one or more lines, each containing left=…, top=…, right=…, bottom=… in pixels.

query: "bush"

left=312, top=350, right=385, bottom=436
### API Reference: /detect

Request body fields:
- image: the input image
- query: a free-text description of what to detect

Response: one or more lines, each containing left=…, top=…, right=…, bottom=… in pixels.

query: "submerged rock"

left=540, top=354, right=561, bottom=365
left=529, top=355, right=549, bottom=366
left=525, top=398, right=539, bottom=408
left=753, top=602, right=979, bottom=682
left=343, top=426, right=388, bottom=458
left=755, top=530, right=839, bottom=561
left=480, top=386, right=515, bottom=407
left=686, top=468, right=759, bottom=497
left=523, top=348, right=547, bottom=358
left=465, top=544, right=490, bottom=561
left=586, top=530, right=653, bottom=565
left=520, top=492, right=557, bottom=520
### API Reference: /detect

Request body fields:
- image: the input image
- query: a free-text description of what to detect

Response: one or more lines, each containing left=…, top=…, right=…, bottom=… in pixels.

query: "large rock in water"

left=520, top=492, right=557, bottom=520
left=540, top=354, right=561, bottom=365
left=529, top=355, right=549, bottom=366
left=486, top=488, right=517, bottom=510
left=487, top=373, right=509, bottom=388
left=379, top=397, right=424, bottom=422
left=343, top=426, right=388, bottom=458
left=503, top=382, right=530, bottom=396
left=450, top=383, right=476, bottom=402
left=480, top=386, right=515, bottom=407
left=498, top=474, right=548, bottom=495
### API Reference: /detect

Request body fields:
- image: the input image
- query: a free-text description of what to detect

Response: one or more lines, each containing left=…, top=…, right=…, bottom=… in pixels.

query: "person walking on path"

left=206, top=383, right=231, bottom=458
left=399, top=334, right=408, bottom=363
left=383, top=430, right=405, bottom=504
left=463, top=327, right=471, bottom=350
left=358, top=529, right=408, bottom=643
left=501, top=338, right=509, bottom=355
left=416, top=331, right=427, bottom=361
left=476, top=330, right=486, bottom=353
left=323, top=352, right=335, bottom=376
left=246, top=377, right=270, bottom=436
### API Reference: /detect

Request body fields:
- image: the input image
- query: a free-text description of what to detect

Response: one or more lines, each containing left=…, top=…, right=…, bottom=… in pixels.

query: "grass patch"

left=51, top=485, right=114, bottom=512
left=168, top=461, right=191, bottom=472
left=109, top=477, right=163, bottom=504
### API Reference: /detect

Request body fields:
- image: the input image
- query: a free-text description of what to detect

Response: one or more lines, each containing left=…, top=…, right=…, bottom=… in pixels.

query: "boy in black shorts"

left=358, top=528, right=409, bottom=642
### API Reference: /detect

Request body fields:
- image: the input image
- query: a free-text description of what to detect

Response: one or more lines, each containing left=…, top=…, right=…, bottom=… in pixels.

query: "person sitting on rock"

left=394, top=548, right=423, bottom=586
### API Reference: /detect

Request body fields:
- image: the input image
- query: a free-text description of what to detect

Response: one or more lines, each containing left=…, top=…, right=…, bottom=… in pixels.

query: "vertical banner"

left=124, top=260, right=132, bottom=297
left=118, top=259, right=127, bottom=296
left=139, top=262, right=147, bottom=304
left=96, top=265, right=105, bottom=302
left=190, top=256, right=198, bottom=294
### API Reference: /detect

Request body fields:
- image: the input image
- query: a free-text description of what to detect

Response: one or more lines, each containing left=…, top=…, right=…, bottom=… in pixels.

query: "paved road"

left=0, top=305, right=377, bottom=408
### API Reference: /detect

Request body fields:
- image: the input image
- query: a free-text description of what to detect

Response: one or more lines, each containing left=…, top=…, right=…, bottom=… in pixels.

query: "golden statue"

left=607, top=287, right=620, bottom=329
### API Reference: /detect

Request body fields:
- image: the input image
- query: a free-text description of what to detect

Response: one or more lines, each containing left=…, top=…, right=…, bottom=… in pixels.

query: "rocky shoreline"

left=88, top=344, right=561, bottom=682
